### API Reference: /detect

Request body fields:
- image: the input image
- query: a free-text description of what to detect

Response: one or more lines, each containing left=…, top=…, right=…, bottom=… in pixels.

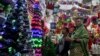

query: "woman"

left=58, top=27, right=72, bottom=56
left=70, top=17, right=89, bottom=56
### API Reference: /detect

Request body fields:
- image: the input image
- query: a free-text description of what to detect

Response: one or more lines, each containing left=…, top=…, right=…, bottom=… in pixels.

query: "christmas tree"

left=0, top=0, right=31, bottom=55
left=0, top=0, right=13, bottom=55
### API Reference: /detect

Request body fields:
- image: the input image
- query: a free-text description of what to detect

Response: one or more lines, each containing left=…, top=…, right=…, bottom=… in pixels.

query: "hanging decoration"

left=27, top=0, right=43, bottom=56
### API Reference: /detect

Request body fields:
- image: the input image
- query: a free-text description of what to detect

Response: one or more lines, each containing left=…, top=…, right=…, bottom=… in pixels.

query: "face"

left=75, top=19, right=81, bottom=26
left=69, top=27, right=74, bottom=33
left=62, top=28, right=68, bottom=34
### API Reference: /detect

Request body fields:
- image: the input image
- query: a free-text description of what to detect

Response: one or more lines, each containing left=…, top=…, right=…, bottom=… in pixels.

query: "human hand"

left=74, top=38, right=81, bottom=42
left=65, top=37, right=74, bottom=42
left=52, top=39, right=59, bottom=44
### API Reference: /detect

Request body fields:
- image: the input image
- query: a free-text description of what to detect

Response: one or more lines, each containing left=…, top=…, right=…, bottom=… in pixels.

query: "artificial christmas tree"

left=0, top=0, right=13, bottom=56
left=0, top=0, right=31, bottom=56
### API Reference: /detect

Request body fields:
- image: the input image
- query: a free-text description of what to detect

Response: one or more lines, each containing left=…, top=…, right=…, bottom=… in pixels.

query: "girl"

left=59, top=27, right=73, bottom=56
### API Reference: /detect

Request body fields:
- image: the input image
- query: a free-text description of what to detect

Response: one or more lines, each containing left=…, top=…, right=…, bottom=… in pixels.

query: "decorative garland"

left=27, top=0, right=43, bottom=56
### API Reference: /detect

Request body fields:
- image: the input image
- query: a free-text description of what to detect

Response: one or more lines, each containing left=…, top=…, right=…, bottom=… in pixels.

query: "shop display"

left=27, top=0, right=44, bottom=56
left=0, top=0, right=100, bottom=56
left=0, top=0, right=30, bottom=55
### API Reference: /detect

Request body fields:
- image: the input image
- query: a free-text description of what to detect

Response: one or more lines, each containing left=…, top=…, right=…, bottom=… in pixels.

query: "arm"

left=75, top=27, right=89, bottom=56
left=74, top=26, right=89, bottom=42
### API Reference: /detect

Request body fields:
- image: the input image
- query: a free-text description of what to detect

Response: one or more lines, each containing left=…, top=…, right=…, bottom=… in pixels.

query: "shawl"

left=71, top=25, right=89, bottom=56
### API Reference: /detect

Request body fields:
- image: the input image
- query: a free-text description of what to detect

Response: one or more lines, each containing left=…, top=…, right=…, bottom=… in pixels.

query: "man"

left=70, top=17, right=89, bottom=56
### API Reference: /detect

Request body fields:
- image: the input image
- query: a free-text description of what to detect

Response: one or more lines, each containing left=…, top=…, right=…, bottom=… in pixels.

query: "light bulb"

left=0, top=43, right=3, bottom=48
left=12, top=27, right=16, bottom=30
left=3, top=25, right=6, bottom=28
left=0, top=36, right=3, bottom=39
left=12, top=20, right=16, bottom=23
left=0, top=32, right=4, bottom=35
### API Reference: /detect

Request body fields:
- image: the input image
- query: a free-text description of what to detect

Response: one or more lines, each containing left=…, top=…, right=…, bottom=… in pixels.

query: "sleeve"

left=80, top=27, right=89, bottom=56
left=80, top=27, right=89, bottom=41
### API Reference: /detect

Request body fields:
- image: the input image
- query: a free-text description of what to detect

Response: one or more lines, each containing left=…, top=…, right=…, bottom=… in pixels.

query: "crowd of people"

left=43, top=0, right=100, bottom=56
left=48, top=16, right=100, bottom=56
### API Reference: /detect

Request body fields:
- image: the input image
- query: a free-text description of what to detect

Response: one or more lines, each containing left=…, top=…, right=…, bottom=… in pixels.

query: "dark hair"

left=62, top=28, right=69, bottom=38
left=63, top=28, right=69, bottom=33
left=98, top=24, right=100, bottom=27
left=73, top=17, right=84, bottom=21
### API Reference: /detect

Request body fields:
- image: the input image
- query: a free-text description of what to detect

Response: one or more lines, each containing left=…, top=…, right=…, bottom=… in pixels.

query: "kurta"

left=70, top=25, right=89, bottom=56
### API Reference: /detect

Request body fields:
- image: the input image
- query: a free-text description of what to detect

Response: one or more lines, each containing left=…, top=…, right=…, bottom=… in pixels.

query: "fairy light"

left=0, top=32, right=5, bottom=35
left=3, top=25, right=6, bottom=28
left=0, top=36, right=3, bottom=40
left=0, top=43, right=3, bottom=48
left=12, top=20, right=16, bottom=23
left=12, top=27, right=16, bottom=30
